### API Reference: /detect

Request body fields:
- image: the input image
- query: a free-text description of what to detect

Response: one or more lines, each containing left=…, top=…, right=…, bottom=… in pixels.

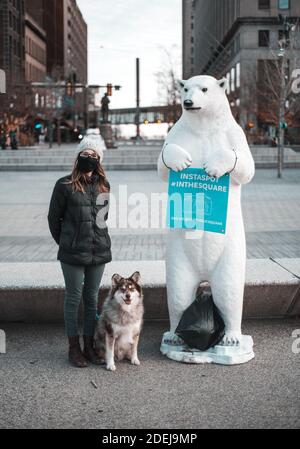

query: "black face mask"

left=77, top=155, right=99, bottom=173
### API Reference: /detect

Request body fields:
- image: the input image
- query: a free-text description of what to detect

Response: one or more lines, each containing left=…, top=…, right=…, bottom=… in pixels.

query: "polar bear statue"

left=158, top=75, right=255, bottom=364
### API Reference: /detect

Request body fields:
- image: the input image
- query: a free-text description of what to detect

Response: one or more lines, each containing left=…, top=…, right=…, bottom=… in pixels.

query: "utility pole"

left=84, top=85, right=89, bottom=131
left=278, top=55, right=287, bottom=179
left=136, top=58, right=141, bottom=140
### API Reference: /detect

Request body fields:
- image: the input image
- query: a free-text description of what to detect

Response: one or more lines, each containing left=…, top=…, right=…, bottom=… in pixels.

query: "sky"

left=76, top=0, right=182, bottom=109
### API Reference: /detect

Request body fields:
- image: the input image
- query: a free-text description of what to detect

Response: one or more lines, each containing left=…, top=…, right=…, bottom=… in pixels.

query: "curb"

left=0, top=259, right=299, bottom=323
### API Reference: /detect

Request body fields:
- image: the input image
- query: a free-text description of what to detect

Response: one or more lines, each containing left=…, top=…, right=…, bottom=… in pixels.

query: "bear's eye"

left=202, top=88, right=208, bottom=93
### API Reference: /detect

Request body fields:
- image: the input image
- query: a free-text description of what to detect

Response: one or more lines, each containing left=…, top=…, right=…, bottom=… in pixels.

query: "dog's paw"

left=131, top=358, right=140, bottom=366
left=220, top=332, right=242, bottom=346
left=106, top=363, right=116, bottom=371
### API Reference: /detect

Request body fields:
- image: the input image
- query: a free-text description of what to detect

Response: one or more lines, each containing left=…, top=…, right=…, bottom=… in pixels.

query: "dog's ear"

left=130, top=271, right=141, bottom=285
left=112, top=274, right=123, bottom=286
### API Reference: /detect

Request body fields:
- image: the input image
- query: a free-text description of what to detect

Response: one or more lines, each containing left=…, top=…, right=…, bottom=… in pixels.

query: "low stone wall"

left=0, top=259, right=299, bottom=322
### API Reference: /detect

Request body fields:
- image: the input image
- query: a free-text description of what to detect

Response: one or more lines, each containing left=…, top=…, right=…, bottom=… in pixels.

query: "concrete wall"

left=0, top=260, right=299, bottom=323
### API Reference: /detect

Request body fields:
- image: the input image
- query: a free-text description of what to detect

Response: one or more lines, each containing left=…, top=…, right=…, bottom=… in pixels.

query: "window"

left=236, top=62, right=241, bottom=88
left=259, top=30, right=270, bottom=47
left=258, top=0, right=270, bottom=8
left=226, top=72, right=231, bottom=94
left=231, top=67, right=235, bottom=92
left=278, top=0, right=290, bottom=9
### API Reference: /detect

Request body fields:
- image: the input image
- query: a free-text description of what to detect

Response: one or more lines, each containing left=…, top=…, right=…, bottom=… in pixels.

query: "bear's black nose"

left=184, top=100, right=194, bottom=108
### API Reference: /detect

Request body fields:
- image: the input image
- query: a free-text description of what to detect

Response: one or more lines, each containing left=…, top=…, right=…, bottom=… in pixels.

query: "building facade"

left=183, top=0, right=300, bottom=143
left=26, top=0, right=87, bottom=84
left=63, top=0, right=87, bottom=84
left=0, top=0, right=26, bottom=112
left=25, top=12, right=47, bottom=82
left=182, top=0, right=195, bottom=79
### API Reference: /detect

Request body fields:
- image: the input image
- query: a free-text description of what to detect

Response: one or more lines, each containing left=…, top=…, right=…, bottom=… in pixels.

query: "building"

left=63, top=0, right=88, bottom=84
left=183, top=0, right=300, bottom=144
left=182, top=0, right=195, bottom=79
left=26, top=0, right=87, bottom=84
left=25, top=12, right=47, bottom=82
left=0, top=0, right=26, bottom=112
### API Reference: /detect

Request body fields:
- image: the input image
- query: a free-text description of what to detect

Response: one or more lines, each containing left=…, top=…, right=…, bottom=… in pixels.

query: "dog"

left=94, top=272, right=144, bottom=371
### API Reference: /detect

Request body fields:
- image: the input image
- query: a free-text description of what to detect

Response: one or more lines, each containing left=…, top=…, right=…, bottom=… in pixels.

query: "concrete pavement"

left=0, top=169, right=300, bottom=262
left=0, top=320, right=299, bottom=429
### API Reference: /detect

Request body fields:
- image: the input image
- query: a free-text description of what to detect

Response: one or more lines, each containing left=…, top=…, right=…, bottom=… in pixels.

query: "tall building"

left=63, top=0, right=88, bottom=84
left=182, top=0, right=300, bottom=143
left=0, top=0, right=25, bottom=98
left=26, top=0, right=87, bottom=83
left=182, top=0, right=195, bottom=79
left=25, top=12, right=47, bottom=82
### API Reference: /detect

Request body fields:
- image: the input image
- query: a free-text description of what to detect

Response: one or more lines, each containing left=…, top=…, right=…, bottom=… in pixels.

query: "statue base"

left=99, top=123, right=117, bottom=149
left=160, top=333, right=254, bottom=365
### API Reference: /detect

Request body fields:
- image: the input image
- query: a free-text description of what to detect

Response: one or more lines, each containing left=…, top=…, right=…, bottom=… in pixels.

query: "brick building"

left=182, top=0, right=300, bottom=144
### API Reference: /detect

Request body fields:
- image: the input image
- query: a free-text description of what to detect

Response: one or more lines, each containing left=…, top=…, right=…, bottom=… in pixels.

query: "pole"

left=136, top=58, right=140, bottom=140
left=278, top=57, right=286, bottom=179
left=84, top=85, right=89, bottom=130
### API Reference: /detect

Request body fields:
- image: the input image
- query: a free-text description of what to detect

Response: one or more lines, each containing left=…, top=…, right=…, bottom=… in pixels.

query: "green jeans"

left=60, top=262, right=105, bottom=337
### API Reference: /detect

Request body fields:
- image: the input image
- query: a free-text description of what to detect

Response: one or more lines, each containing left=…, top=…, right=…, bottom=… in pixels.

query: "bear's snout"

left=184, top=99, right=194, bottom=108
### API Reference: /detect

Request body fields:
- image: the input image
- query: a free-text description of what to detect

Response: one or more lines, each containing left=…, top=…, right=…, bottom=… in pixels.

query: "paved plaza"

left=0, top=169, right=299, bottom=262
left=0, top=319, right=299, bottom=429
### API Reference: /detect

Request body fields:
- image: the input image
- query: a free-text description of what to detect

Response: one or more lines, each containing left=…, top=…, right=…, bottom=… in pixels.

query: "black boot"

left=68, top=336, right=88, bottom=368
left=83, top=336, right=103, bottom=365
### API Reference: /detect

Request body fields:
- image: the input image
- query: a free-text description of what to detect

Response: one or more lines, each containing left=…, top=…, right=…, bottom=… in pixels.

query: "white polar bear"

left=158, top=75, right=255, bottom=350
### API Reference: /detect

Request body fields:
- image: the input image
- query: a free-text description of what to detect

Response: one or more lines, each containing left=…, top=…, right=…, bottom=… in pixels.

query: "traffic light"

left=107, top=83, right=113, bottom=96
left=143, top=119, right=149, bottom=125
left=280, top=121, right=288, bottom=129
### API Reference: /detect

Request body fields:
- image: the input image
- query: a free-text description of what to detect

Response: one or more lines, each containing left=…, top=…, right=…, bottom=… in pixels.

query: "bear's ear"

left=177, top=79, right=186, bottom=89
left=217, top=77, right=228, bottom=91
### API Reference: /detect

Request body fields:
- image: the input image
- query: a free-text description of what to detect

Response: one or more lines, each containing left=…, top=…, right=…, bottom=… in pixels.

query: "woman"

left=48, top=137, right=112, bottom=368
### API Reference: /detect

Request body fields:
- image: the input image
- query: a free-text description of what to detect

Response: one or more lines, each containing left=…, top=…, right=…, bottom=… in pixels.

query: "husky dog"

left=94, top=272, right=144, bottom=371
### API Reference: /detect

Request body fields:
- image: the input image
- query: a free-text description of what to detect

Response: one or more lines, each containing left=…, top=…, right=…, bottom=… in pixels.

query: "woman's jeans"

left=60, top=262, right=105, bottom=337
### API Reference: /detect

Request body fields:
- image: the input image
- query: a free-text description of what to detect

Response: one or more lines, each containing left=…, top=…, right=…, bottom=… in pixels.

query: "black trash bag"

left=175, top=290, right=225, bottom=351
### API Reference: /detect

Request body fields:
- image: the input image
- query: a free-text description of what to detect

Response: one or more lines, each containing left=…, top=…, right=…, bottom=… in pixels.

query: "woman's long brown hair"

left=65, top=151, right=110, bottom=194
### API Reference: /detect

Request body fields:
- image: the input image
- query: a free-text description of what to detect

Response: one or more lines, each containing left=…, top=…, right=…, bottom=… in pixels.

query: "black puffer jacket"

left=48, top=174, right=112, bottom=266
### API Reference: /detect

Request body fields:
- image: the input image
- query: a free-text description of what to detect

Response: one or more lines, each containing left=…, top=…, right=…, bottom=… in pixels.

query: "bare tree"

left=155, top=45, right=182, bottom=107
left=251, top=20, right=300, bottom=177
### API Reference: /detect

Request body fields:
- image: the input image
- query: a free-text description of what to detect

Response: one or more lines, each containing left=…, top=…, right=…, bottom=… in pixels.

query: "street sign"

left=167, top=168, right=230, bottom=234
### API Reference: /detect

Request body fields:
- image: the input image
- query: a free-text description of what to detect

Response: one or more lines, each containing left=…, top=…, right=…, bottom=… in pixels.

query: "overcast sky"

left=76, top=0, right=182, bottom=109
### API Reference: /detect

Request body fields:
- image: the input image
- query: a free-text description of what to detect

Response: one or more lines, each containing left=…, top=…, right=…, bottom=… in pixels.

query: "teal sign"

left=167, top=168, right=230, bottom=234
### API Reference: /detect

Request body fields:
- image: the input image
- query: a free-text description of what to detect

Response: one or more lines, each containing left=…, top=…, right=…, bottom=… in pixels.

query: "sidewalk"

left=0, top=320, right=299, bottom=429
left=0, top=169, right=299, bottom=261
